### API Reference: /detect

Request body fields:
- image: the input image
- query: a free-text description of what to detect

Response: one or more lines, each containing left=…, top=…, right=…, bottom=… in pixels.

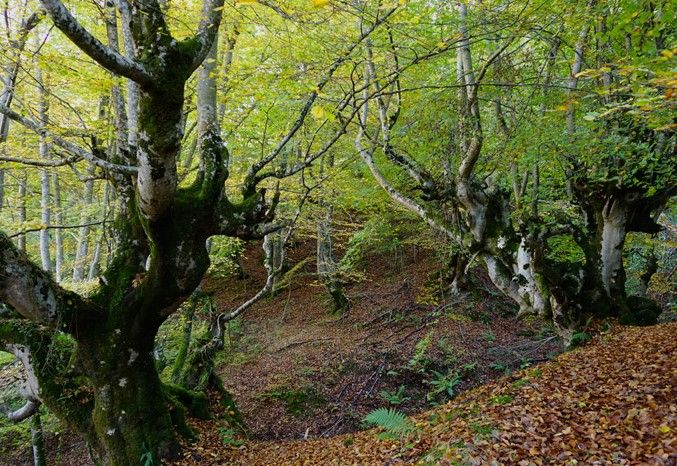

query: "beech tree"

left=354, top=0, right=675, bottom=343
left=0, top=0, right=396, bottom=463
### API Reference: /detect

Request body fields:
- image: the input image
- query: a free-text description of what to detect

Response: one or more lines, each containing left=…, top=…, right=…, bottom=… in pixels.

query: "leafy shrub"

left=490, top=394, right=514, bottom=405
left=60, top=279, right=99, bottom=297
left=482, top=331, right=496, bottom=343
left=546, top=234, right=586, bottom=265
left=339, top=218, right=402, bottom=274
left=470, top=421, right=494, bottom=438
left=140, top=443, right=154, bottom=466
left=219, top=428, right=244, bottom=448
left=436, top=338, right=457, bottom=364
left=207, top=237, right=245, bottom=279
left=490, top=361, right=511, bottom=375
left=0, top=351, right=14, bottom=367
left=462, top=362, right=478, bottom=373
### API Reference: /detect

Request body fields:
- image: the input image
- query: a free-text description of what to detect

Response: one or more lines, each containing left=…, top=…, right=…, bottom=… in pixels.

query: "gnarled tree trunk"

left=0, top=0, right=275, bottom=462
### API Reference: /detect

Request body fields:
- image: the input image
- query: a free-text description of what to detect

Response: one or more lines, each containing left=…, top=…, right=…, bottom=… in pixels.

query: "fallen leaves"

left=171, top=322, right=676, bottom=465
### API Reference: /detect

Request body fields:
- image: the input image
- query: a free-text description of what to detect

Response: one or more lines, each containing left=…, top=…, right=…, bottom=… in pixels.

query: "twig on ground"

left=272, top=337, right=335, bottom=353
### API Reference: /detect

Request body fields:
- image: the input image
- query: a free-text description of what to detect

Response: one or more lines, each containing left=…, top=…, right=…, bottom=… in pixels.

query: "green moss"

left=0, top=350, right=14, bottom=366
left=163, top=383, right=211, bottom=420
left=177, top=36, right=200, bottom=58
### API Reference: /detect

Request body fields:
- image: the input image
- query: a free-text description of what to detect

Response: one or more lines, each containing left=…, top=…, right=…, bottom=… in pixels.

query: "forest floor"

left=196, top=239, right=563, bottom=442
left=0, top=239, right=675, bottom=464
left=176, top=321, right=676, bottom=465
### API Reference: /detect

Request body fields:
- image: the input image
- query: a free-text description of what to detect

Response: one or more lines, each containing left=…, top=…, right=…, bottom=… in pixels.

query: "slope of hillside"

left=1, top=239, right=674, bottom=465
left=175, top=322, right=676, bottom=465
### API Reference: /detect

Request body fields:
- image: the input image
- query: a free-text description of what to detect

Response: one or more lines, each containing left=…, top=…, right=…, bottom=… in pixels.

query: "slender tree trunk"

left=0, top=12, right=41, bottom=215
left=637, top=248, right=658, bottom=297
left=35, top=50, right=52, bottom=272
left=0, top=170, right=4, bottom=212
left=217, top=26, right=239, bottom=126
left=316, top=153, right=348, bottom=313
left=52, top=173, right=64, bottom=283
left=87, top=232, right=104, bottom=281
left=88, top=183, right=110, bottom=280
left=317, top=203, right=349, bottom=313
left=197, top=40, right=218, bottom=148
left=39, top=169, right=51, bottom=272
left=117, top=2, right=138, bottom=152
left=73, top=173, right=94, bottom=281
left=17, top=174, right=27, bottom=251
left=31, top=409, right=46, bottom=466
left=446, top=252, right=468, bottom=294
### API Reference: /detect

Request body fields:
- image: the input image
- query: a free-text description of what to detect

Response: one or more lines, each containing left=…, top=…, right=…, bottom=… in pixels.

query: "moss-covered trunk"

left=76, top=335, right=214, bottom=465
left=79, top=336, right=180, bottom=465
left=1, top=5, right=278, bottom=464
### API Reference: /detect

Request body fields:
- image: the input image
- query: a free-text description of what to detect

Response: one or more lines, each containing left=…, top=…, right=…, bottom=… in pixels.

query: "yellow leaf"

left=311, top=106, right=326, bottom=120
left=658, top=425, right=671, bottom=434
left=312, top=0, right=329, bottom=7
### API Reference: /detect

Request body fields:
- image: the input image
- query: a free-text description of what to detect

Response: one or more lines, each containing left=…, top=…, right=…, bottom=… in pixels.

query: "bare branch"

left=355, top=86, right=458, bottom=244
left=244, top=7, right=398, bottom=189
left=3, top=399, right=39, bottom=423
left=38, top=0, right=154, bottom=85
left=0, top=103, right=138, bottom=175
left=8, top=220, right=110, bottom=238
left=215, top=181, right=313, bottom=325
left=364, top=37, right=434, bottom=190
left=0, top=344, right=41, bottom=423
left=0, top=154, right=78, bottom=167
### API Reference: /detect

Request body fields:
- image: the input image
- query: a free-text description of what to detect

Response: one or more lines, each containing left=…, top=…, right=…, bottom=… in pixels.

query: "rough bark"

left=599, top=196, right=630, bottom=305
left=637, top=248, right=658, bottom=298
left=1, top=11, right=42, bottom=240
left=0, top=0, right=384, bottom=461
left=88, top=183, right=111, bottom=280
left=0, top=170, right=4, bottom=212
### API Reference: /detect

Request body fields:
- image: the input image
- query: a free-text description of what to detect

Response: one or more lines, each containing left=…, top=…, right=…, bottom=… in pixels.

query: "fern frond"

left=364, top=408, right=415, bottom=434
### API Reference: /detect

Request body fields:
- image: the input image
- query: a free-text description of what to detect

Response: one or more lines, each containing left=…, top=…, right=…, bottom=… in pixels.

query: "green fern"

left=363, top=408, right=415, bottom=435
left=140, top=443, right=154, bottom=466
